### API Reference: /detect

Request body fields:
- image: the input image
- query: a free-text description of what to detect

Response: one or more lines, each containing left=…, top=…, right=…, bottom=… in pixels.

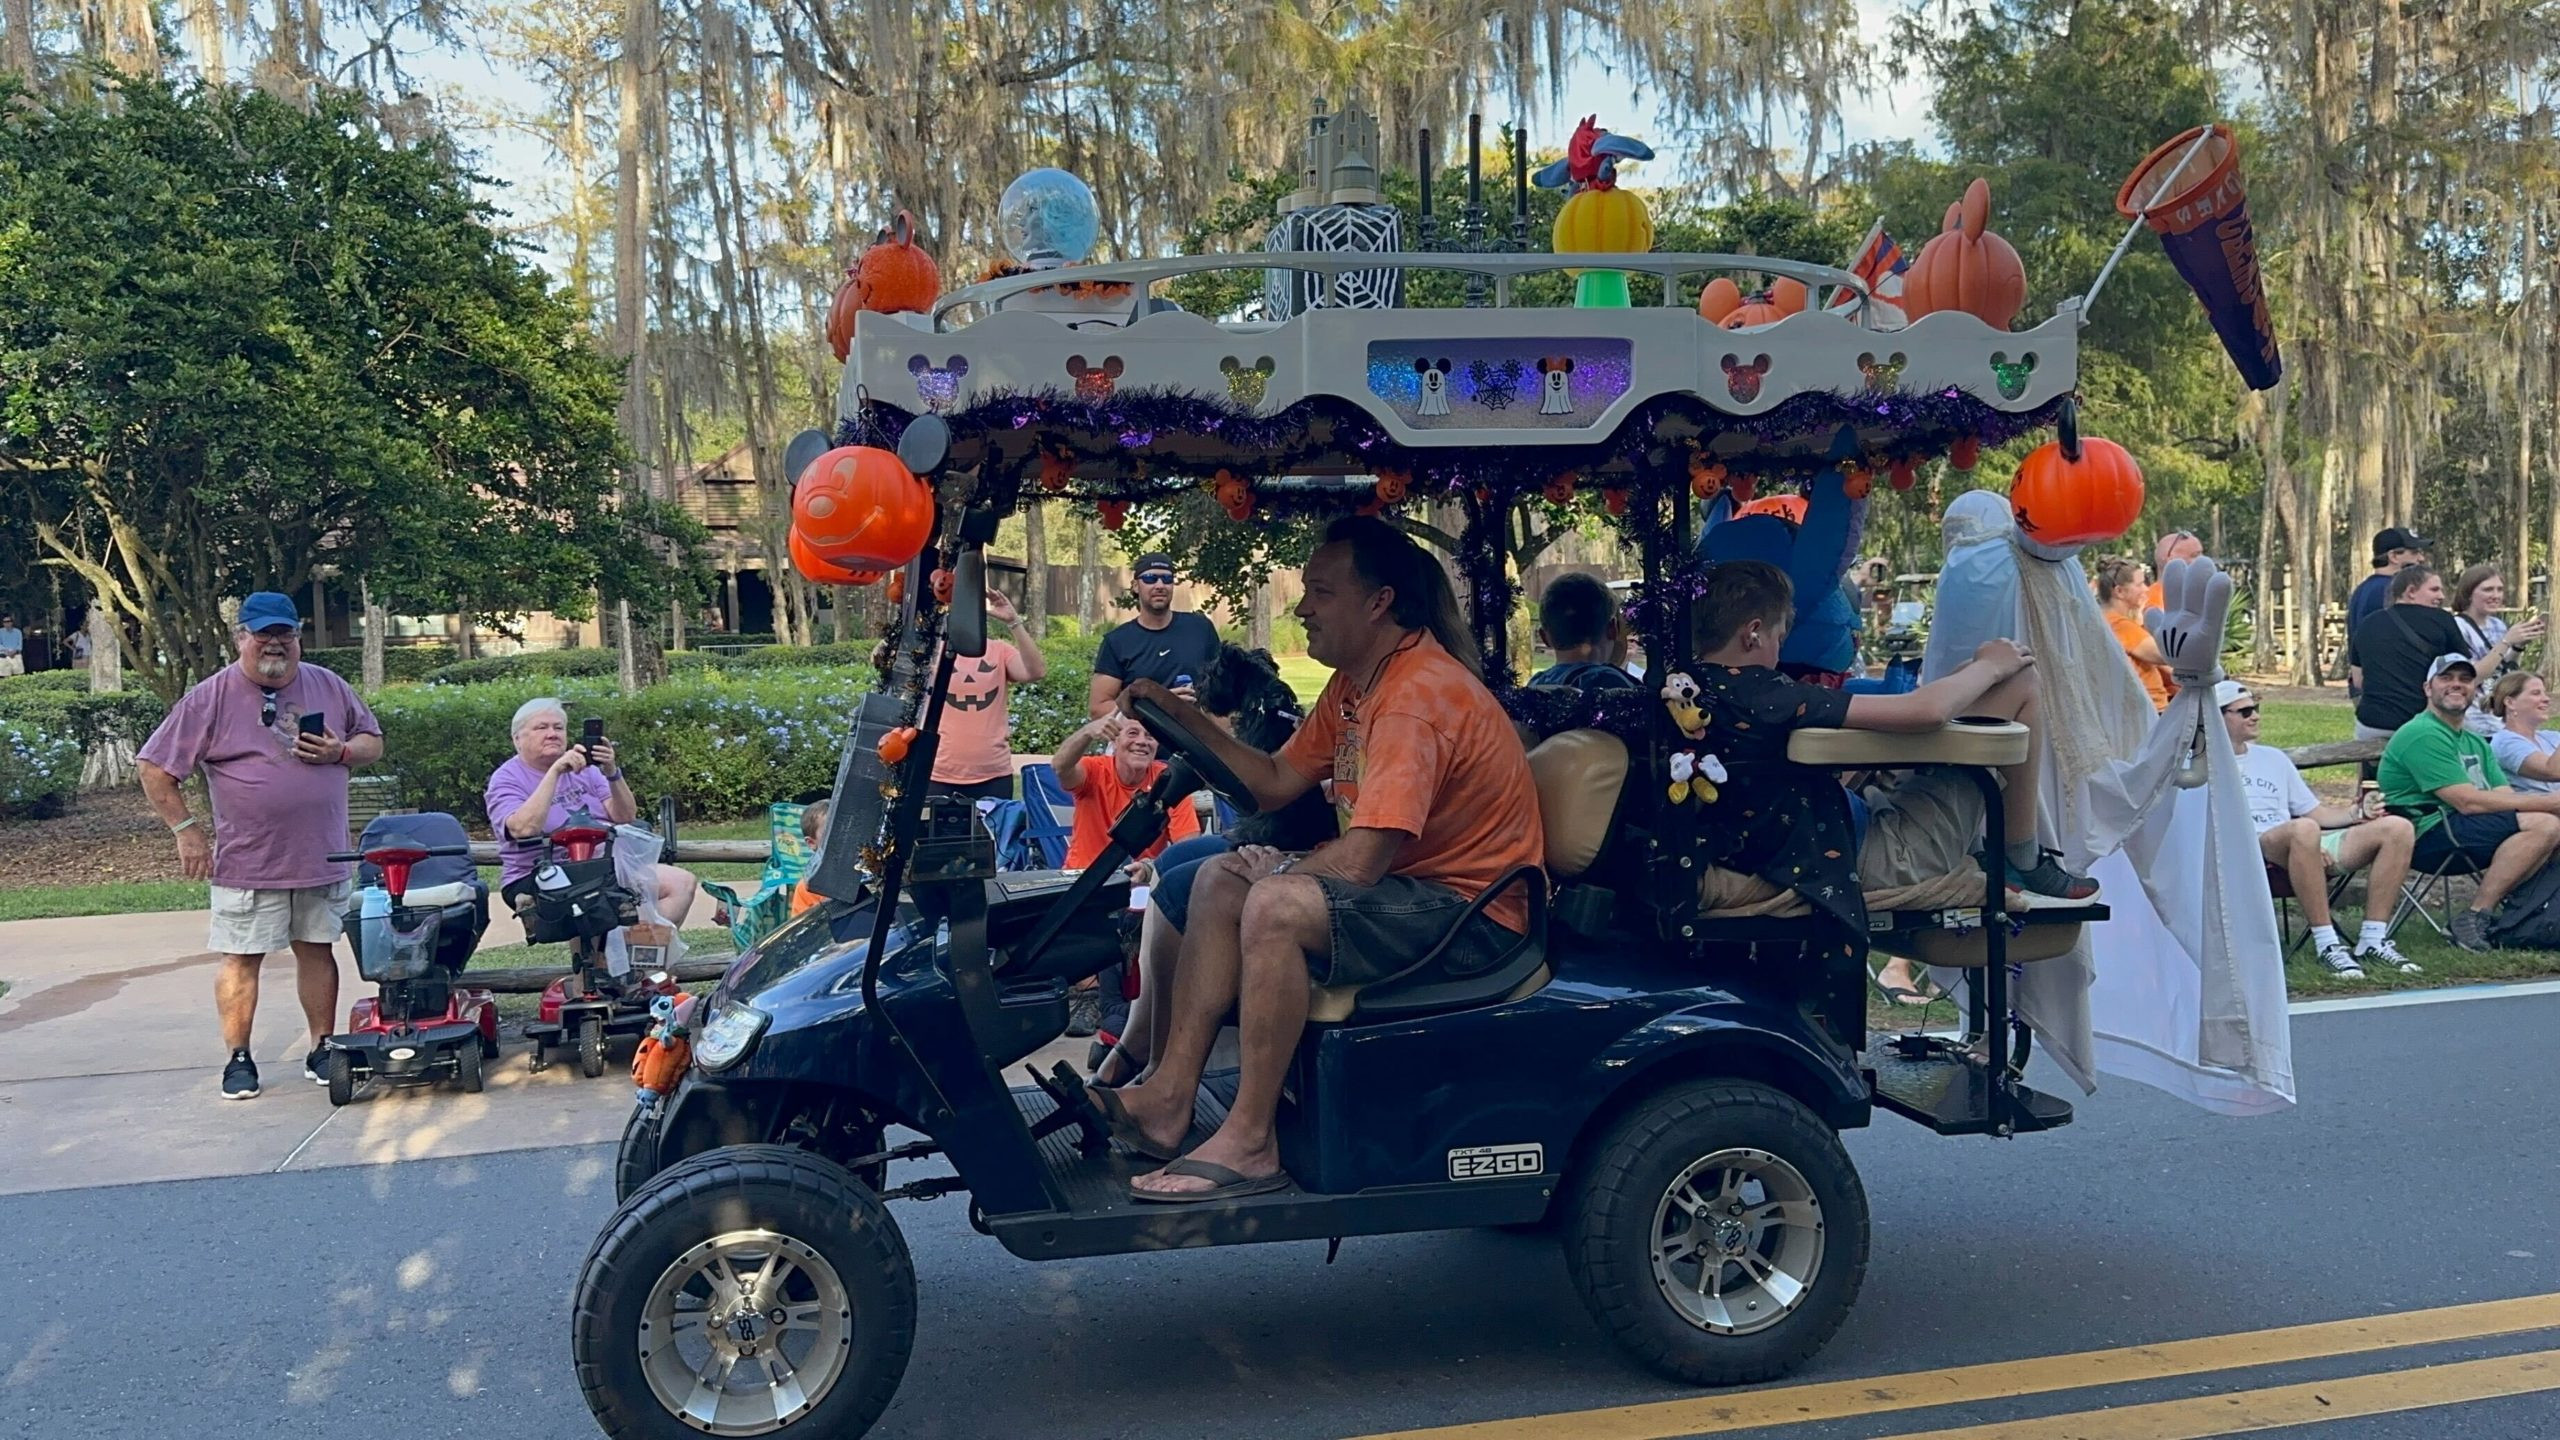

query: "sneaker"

left=2314, top=940, right=2366, bottom=981
left=221, top=1049, right=260, bottom=1101
left=2354, top=935, right=2423, bottom=975
left=2001, top=848, right=2100, bottom=901
left=305, top=1045, right=332, bottom=1085
left=1064, top=988, right=1102, bottom=1038
left=2448, top=908, right=2495, bottom=955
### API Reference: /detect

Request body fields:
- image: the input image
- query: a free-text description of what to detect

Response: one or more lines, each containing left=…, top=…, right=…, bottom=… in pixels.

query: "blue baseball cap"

left=237, top=591, right=302, bottom=634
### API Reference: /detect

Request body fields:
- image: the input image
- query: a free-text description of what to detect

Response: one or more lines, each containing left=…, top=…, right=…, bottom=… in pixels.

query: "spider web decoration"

left=1264, top=204, right=1406, bottom=318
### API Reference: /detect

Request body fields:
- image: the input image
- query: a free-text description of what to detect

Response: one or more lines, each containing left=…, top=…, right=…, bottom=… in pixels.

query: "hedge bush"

left=0, top=717, right=83, bottom=818
left=418, top=649, right=722, bottom=686
left=305, top=645, right=457, bottom=684
left=0, top=684, right=168, bottom=751
left=0, top=669, right=89, bottom=693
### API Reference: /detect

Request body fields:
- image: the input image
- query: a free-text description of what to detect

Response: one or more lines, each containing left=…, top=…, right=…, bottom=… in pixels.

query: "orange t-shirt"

left=1063, top=755, right=1201, bottom=870
left=1278, top=631, right=1544, bottom=933
left=790, top=877, right=820, bottom=915
left=2108, top=612, right=2174, bottom=711
left=931, top=640, right=1023, bottom=785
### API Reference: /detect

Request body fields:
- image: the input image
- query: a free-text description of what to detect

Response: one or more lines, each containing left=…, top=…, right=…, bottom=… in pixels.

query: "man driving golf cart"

left=1088, top=516, right=1545, bottom=1202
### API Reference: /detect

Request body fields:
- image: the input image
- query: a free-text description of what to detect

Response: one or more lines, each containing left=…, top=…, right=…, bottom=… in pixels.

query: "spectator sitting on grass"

left=2219, top=681, right=2417, bottom=978
left=2377, top=653, right=2560, bottom=953
left=2487, top=673, right=2560, bottom=794
left=1527, top=573, right=1637, bottom=695
left=790, top=800, right=831, bottom=915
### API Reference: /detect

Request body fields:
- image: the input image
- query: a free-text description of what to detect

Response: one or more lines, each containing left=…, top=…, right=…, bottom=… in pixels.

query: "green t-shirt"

left=2377, top=715, right=2507, bottom=837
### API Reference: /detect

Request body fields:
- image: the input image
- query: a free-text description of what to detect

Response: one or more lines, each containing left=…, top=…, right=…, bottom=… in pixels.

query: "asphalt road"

left=4, top=990, right=2557, bottom=1440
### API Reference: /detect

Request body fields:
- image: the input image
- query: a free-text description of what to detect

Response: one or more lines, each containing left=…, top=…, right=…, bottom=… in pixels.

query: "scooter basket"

left=356, top=908, right=444, bottom=983
left=521, top=857, right=628, bottom=945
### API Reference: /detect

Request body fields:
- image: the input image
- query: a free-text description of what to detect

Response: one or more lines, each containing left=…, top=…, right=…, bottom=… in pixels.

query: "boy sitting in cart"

left=1685, top=559, right=2095, bottom=949
left=1088, top=516, right=1545, bottom=1202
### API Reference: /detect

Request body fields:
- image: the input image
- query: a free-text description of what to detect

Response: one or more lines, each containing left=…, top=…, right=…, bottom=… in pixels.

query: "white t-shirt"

left=2236, top=743, right=2318, bottom=834
left=2490, top=727, right=2560, bottom=794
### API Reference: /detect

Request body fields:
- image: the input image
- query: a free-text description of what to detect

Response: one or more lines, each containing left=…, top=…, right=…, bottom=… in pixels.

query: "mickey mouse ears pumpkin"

left=1903, top=178, right=2027, bottom=331
left=791, top=445, right=934, bottom=576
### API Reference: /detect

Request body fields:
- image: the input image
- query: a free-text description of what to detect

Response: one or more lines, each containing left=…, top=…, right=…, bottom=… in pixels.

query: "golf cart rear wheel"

left=573, top=1145, right=916, bottom=1440
left=578, top=1015, right=608, bottom=1078
left=455, top=1042, right=485, bottom=1094
left=323, top=1049, right=355, bottom=1107
left=1564, top=1080, right=1867, bottom=1387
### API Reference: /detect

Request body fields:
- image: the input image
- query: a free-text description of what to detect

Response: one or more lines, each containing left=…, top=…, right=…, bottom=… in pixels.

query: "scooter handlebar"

left=328, top=844, right=477, bottom=863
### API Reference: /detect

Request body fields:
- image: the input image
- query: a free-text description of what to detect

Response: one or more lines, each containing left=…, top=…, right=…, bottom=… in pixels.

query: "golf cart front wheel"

left=323, top=1049, right=356, bottom=1107
left=578, top=1015, right=607, bottom=1078
left=1564, top=1080, right=1868, bottom=1387
left=616, top=1102, right=663, bottom=1205
left=573, top=1145, right=916, bottom=1440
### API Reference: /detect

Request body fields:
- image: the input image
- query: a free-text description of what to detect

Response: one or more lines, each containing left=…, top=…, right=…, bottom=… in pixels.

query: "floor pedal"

left=1024, top=1060, right=1110, bottom=1155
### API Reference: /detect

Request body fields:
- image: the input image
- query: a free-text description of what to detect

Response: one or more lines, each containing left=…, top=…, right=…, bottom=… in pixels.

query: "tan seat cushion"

left=1787, top=719, right=2029, bottom=768
left=1526, top=729, right=1627, bottom=881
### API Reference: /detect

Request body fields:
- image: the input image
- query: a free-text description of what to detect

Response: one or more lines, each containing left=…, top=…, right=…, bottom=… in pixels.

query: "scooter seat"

left=402, top=881, right=475, bottom=908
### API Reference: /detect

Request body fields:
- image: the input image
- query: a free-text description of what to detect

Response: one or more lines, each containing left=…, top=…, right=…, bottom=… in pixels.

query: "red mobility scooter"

left=515, top=816, right=682, bottom=1078
left=320, top=812, right=500, bottom=1105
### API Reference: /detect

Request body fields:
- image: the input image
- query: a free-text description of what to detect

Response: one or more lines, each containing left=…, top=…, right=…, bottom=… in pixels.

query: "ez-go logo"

left=1447, top=1143, right=1543, bottom=1181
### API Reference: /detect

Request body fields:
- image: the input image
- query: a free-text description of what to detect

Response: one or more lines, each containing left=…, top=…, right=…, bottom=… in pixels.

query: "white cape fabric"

left=1918, top=491, right=2295, bottom=1115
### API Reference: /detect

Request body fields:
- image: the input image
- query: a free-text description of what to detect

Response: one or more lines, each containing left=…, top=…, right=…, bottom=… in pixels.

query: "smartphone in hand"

left=298, top=712, right=327, bottom=737
left=580, top=717, right=604, bottom=762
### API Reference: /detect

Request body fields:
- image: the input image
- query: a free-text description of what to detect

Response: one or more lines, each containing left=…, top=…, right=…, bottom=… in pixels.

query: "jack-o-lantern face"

left=944, top=655, right=1004, bottom=712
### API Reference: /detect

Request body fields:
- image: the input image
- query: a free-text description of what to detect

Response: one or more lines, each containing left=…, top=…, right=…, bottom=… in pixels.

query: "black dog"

left=1195, top=644, right=1337, bottom=851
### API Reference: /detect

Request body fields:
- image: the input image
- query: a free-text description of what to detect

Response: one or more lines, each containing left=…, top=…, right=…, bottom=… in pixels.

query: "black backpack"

left=2487, top=850, right=2560, bottom=949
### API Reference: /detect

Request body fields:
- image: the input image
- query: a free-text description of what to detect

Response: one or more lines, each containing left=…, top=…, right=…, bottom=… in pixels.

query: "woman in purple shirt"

left=483, top=697, right=697, bottom=924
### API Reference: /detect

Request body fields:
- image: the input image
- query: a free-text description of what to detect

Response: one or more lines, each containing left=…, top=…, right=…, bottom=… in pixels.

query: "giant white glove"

left=2145, top=556, right=2233, bottom=689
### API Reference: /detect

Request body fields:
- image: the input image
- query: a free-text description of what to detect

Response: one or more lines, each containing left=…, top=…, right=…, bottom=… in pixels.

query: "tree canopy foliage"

left=0, top=78, right=702, bottom=696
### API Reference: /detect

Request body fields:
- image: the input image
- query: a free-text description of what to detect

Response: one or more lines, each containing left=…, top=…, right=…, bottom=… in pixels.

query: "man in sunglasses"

left=1088, top=552, right=1221, bottom=718
left=2219, top=681, right=2417, bottom=978
left=137, top=591, right=384, bottom=1100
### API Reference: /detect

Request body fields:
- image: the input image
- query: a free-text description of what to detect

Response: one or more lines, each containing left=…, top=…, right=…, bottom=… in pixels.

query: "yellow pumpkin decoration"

left=1553, top=187, right=1654, bottom=272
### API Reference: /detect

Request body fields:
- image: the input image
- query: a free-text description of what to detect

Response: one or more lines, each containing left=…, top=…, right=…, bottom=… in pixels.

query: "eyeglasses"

left=260, top=690, right=279, bottom=727
left=1136, top=571, right=1175, bottom=585
left=2226, top=706, right=2259, bottom=719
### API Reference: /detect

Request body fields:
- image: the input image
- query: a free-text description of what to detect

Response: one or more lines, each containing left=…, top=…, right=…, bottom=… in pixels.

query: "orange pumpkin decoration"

left=1719, top=278, right=1809, bottom=330
left=1543, top=471, right=1578, bottom=506
left=825, top=267, right=863, bottom=363
left=1098, top=500, right=1129, bottom=531
left=888, top=570, right=908, bottom=604
left=793, top=445, right=934, bottom=571
left=1730, top=475, right=1758, bottom=504
left=878, top=726, right=919, bottom=764
left=789, top=527, right=876, bottom=585
left=1213, top=469, right=1255, bottom=520
left=1039, top=450, right=1073, bottom=493
left=1888, top=457, right=1918, bottom=492
left=855, top=211, right=941, bottom=316
left=1697, top=277, right=1744, bottom=325
left=1902, top=179, right=2026, bottom=330
left=1949, top=436, right=1982, bottom=471
left=1737, top=493, right=1808, bottom=524
left=928, top=568, right=955, bottom=606
left=1602, top=486, right=1629, bottom=517
left=1687, top=454, right=1727, bottom=501
left=1374, top=468, right=1411, bottom=506
left=2009, top=434, right=2145, bottom=549
left=1841, top=465, right=1873, bottom=501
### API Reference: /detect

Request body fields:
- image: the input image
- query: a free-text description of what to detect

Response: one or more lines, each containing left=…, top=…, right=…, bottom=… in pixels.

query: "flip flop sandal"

left=1127, top=1157, right=1293, bottom=1205
left=1086, top=1084, right=1183, bottom=1162
left=1090, top=1043, right=1144, bottom=1089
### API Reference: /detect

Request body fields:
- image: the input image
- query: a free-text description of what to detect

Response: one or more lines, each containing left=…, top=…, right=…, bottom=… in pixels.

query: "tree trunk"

left=616, top=597, right=639, bottom=695
left=3, top=0, right=34, bottom=80
left=1248, top=580, right=1272, bottom=651
left=455, top=604, right=475, bottom=662
left=360, top=578, right=386, bottom=690
left=308, top=576, right=329, bottom=649
left=1077, top=517, right=1101, bottom=633
left=1022, top=500, right=1050, bottom=632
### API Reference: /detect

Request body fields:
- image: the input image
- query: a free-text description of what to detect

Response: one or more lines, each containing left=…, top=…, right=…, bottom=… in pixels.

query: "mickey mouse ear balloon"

left=998, top=168, right=1101, bottom=271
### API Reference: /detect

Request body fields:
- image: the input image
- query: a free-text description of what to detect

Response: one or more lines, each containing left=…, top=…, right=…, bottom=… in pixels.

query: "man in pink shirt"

left=138, top=592, right=384, bottom=1100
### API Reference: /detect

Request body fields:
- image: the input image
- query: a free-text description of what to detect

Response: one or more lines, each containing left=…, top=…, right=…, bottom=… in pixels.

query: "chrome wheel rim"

left=638, top=1229, right=853, bottom=1434
left=1649, top=1147, right=1824, bottom=1336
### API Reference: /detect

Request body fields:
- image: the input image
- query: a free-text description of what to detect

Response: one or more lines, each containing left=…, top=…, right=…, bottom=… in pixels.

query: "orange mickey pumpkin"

left=790, top=527, right=877, bottom=585
left=855, top=211, right=941, bottom=316
left=1730, top=474, right=1758, bottom=504
left=1543, top=471, right=1578, bottom=506
left=1697, top=277, right=1744, bottom=325
left=793, top=445, right=934, bottom=571
left=1098, top=500, right=1129, bottom=531
left=1949, top=436, right=1982, bottom=471
left=2009, top=435, right=2145, bottom=549
left=1603, top=486, right=1630, bottom=517
left=1888, top=457, right=1918, bottom=492
left=1213, top=469, right=1255, bottom=520
left=1840, top=465, right=1873, bottom=501
left=1902, top=179, right=2026, bottom=330
left=1719, top=278, right=1809, bottom=330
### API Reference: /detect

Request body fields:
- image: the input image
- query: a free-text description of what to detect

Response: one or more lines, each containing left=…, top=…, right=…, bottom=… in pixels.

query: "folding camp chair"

left=698, top=801, right=813, bottom=951
left=1017, top=763, right=1077, bottom=869
left=2389, top=845, right=2488, bottom=940
left=2264, top=860, right=2356, bottom=953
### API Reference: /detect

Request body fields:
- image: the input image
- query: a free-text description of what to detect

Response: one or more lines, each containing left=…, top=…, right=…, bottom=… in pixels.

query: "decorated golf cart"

left=571, top=119, right=2295, bottom=1439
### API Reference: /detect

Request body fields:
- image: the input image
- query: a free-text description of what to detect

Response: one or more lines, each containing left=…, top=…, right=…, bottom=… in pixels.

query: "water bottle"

left=359, top=885, right=390, bottom=920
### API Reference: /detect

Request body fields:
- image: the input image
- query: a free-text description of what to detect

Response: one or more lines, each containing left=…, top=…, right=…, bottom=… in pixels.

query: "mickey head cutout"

left=908, top=354, right=970, bottom=410
left=1066, top=354, right=1126, bottom=401
left=1412, top=357, right=1454, bottom=417
left=1721, top=352, right=1772, bottom=404
left=1220, top=355, right=1277, bottom=408
left=1535, top=356, right=1576, bottom=415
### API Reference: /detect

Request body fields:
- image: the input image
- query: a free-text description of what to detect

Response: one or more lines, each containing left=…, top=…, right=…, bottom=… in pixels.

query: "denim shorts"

left=1148, top=834, right=1235, bottom=932
left=1308, top=873, right=1517, bottom=989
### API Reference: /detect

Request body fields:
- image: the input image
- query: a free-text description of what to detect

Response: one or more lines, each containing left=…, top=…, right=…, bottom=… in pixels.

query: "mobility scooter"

left=572, top=175, right=2166, bottom=1431
left=517, top=815, right=683, bottom=1078
left=321, top=812, right=498, bottom=1105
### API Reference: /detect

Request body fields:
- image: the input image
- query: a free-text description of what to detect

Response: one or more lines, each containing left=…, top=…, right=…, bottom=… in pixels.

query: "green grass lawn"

left=0, top=879, right=209, bottom=922
left=1275, top=653, right=1333, bottom=707
left=2255, top=698, right=2352, bottom=754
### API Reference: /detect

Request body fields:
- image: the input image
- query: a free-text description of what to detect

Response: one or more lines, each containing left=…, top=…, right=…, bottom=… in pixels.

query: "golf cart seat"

left=1300, top=729, right=1619, bottom=1024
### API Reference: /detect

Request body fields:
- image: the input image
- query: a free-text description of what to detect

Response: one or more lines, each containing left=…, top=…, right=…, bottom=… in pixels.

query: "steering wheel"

left=1129, top=694, right=1263, bottom=816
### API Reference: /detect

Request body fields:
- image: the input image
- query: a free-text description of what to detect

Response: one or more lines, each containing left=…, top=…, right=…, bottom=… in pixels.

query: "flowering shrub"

left=0, top=717, right=83, bottom=818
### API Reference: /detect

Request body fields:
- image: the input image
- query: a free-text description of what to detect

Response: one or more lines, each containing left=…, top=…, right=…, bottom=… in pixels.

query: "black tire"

left=1563, top=1080, right=1868, bottom=1387
left=578, top=1015, right=608, bottom=1078
left=616, top=1103, right=663, bottom=1206
left=324, top=1049, right=356, bottom=1108
left=456, top=1042, right=485, bottom=1094
left=573, top=1145, right=916, bottom=1440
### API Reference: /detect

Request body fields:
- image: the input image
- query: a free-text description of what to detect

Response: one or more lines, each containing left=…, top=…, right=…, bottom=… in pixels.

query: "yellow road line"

left=1874, top=1346, right=2560, bottom=1439
left=1346, top=1292, right=2560, bottom=1440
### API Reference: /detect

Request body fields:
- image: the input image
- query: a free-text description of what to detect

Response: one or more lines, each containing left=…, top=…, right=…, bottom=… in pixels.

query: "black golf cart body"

left=578, top=248, right=2109, bottom=1438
